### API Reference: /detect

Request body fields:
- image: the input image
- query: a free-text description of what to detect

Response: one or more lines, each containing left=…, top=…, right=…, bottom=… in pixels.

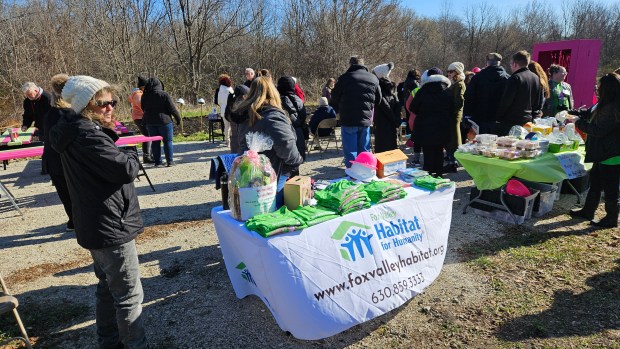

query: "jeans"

left=133, top=119, right=151, bottom=158
left=275, top=174, right=289, bottom=208
left=90, top=240, right=148, bottom=349
left=341, top=126, right=370, bottom=168
left=147, top=123, right=174, bottom=165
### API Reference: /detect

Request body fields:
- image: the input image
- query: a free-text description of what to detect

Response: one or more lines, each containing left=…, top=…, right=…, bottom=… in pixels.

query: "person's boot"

left=591, top=201, right=619, bottom=228
left=569, top=189, right=601, bottom=220
left=143, top=154, right=154, bottom=164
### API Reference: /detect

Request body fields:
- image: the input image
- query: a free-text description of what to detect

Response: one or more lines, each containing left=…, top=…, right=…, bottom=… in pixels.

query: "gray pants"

left=91, top=240, right=148, bottom=349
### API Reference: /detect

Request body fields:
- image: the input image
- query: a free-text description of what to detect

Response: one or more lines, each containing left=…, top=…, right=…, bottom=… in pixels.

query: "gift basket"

left=229, top=132, right=278, bottom=221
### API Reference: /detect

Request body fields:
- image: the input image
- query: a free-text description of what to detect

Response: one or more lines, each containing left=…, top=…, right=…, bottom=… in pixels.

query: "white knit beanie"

left=448, top=62, right=465, bottom=81
left=372, top=62, right=394, bottom=80
left=62, top=75, right=110, bottom=113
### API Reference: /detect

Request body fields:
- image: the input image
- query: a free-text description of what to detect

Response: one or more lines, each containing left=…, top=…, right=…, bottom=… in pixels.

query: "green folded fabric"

left=245, top=206, right=304, bottom=237
left=306, top=214, right=341, bottom=226
left=292, top=205, right=338, bottom=222
left=414, top=175, right=452, bottom=191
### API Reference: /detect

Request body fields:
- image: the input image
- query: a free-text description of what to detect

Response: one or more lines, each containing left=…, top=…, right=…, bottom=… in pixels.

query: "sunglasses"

left=94, top=100, right=117, bottom=108
left=447, top=70, right=456, bottom=73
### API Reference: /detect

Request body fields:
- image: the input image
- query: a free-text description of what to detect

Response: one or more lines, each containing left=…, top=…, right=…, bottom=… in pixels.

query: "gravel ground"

left=0, top=140, right=579, bottom=348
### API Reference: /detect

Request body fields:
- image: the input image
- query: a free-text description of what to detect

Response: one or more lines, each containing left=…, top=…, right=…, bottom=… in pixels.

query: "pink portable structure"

left=532, top=39, right=601, bottom=108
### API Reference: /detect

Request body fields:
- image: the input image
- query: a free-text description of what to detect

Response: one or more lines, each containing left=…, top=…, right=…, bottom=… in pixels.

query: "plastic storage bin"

left=468, top=186, right=540, bottom=224
left=515, top=179, right=559, bottom=217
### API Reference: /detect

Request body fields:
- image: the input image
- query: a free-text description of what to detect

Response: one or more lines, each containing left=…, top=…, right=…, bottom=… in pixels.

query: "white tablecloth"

left=212, top=184, right=455, bottom=340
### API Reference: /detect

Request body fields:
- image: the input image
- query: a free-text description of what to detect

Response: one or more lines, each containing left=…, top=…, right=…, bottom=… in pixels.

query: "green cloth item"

left=455, top=147, right=592, bottom=190
left=602, top=156, right=620, bottom=165
left=292, top=205, right=338, bottom=223
left=360, top=181, right=406, bottom=204
left=245, top=206, right=305, bottom=237
left=314, top=179, right=371, bottom=215
left=305, top=214, right=340, bottom=226
left=414, top=175, right=452, bottom=191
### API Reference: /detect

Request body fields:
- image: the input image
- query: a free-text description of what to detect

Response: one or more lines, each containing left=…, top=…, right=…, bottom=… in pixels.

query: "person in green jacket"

left=445, top=62, right=466, bottom=173
left=544, top=64, right=573, bottom=117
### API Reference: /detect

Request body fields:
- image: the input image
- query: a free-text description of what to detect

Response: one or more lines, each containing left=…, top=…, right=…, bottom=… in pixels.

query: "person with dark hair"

left=495, top=50, right=542, bottom=136
left=569, top=73, right=620, bottom=228
left=330, top=55, right=382, bottom=167
left=463, top=52, right=510, bottom=135
left=43, top=74, right=74, bottom=232
left=277, top=76, right=308, bottom=167
left=141, top=77, right=181, bottom=167
left=49, top=75, right=149, bottom=349
left=373, top=76, right=400, bottom=153
left=411, top=68, right=454, bottom=177
left=544, top=64, right=573, bottom=117
left=217, top=74, right=234, bottom=146
left=128, top=76, right=152, bottom=163
left=322, top=78, right=335, bottom=103
left=225, top=84, right=250, bottom=154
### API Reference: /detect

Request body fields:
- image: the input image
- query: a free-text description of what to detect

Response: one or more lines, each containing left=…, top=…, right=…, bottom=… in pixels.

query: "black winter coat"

left=141, top=78, right=181, bottom=125
left=374, top=78, right=401, bottom=153
left=309, top=106, right=336, bottom=137
left=330, top=64, right=381, bottom=127
left=22, top=91, right=52, bottom=138
left=411, top=76, right=454, bottom=147
left=495, top=67, right=543, bottom=126
left=239, top=106, right=303, bottom=177
left=463, top=65, right=509, bottom=124
left=278, top=76, right=308, bottom=160
left=575, top=104, right=620, bottom=163
left=49, top=111, right=144, bottom=250
left=43, top=107, right=73, bottom=177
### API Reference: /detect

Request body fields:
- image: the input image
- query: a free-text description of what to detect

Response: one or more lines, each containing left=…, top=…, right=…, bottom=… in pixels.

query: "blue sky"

left=401, top=0, right=617, bottom=18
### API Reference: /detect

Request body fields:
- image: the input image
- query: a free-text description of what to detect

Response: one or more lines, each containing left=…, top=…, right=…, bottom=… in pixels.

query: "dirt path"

left=1, top=140, right=609, bottom=348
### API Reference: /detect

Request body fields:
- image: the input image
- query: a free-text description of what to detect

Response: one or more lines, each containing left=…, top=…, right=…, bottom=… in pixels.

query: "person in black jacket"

left=463, top=53, right=510, bottom=135
left=49, top=75, right=149, bottom=349
left=225, top=84, right=250, bottom=154
left=569, top=73, right=620, bottom=228
left=411, top=68, right=454, bottom=177
left=495, top=50, right=543, bottom=136
left=236, top=76, right=303, bottom=207
left=309, top=97, right=337, bottom=137
left=21, top=82, right=52, bottom=135
left=373, top=77, right=401, bottom=153
left=330, top=56, right=382, bottom=167
left=42, top=74, right=74, bottom=232
left=141, top=77, right=181, bottom=167
left=277, top=76, right=308, bottom=166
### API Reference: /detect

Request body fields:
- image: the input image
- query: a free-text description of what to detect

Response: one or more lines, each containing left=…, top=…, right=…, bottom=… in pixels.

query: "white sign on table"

left=555, top=152, right=588, bottom=179
left=212, top=185, right=455, bottom=340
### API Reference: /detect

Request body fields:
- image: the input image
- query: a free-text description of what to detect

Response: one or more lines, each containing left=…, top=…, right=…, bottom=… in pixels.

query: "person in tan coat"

left=445, top=62, right=466, bottom=173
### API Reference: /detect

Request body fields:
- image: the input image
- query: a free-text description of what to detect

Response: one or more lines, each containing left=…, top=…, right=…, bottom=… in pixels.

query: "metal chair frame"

left=0, top=273, right=32, bottom=348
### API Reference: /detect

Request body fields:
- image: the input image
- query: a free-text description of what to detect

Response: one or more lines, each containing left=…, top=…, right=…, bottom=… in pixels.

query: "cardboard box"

left=284, top=176, right=312, bottom=210
left=375, top=149, right=408, bottom=178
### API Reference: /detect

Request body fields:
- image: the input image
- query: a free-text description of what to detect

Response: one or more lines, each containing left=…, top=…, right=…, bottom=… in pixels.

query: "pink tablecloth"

left=0, top=135, right=163, bottom=162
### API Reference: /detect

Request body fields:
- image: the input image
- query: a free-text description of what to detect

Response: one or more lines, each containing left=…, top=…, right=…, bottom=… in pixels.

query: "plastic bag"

left=229, top=132, right=278, bottom=221
left=508, top=126, right=528, bottom=139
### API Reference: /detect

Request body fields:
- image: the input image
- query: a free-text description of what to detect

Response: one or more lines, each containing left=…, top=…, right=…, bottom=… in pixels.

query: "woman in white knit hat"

left=49, top=75, right=149, bottom=349
left=445, top=62, right=466, bottom=173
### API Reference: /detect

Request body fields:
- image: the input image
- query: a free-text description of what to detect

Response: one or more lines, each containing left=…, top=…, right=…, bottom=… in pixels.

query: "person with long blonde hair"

left=235, top=76, right=303, bottom=207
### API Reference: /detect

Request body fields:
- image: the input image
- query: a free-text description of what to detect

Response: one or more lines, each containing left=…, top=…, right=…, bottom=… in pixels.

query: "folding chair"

left=306, top=118, right=339, bottom=153
left=0, top=273, right=32, bottom=349
left=0, top=181, right=23, bottom=217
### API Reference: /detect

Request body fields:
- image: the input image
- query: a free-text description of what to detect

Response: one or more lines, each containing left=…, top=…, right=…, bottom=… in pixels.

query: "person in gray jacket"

left=235, top=76, right=303, bottom=207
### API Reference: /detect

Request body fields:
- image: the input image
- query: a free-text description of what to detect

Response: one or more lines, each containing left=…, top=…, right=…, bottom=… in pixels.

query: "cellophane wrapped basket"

left=229, top=132, right=278, bottom=221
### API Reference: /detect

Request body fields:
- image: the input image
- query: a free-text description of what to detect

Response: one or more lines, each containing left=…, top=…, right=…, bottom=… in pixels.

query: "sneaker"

left=143, top=157, right=155, bottom=164
left=153, top=163, right=163, bottom=168
left=166, top=161, right=175, bottom=167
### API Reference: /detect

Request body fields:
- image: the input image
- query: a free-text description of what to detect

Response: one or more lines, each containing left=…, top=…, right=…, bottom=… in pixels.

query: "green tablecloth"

left=455, top=148, right=591, bottom=190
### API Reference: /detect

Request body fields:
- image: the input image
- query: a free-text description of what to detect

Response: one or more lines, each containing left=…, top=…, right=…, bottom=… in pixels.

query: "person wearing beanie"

left=373, top=76, right=401, bottom=153
left=49, top=75, right=149, bottom=349
left=445, top=62, right=467, bottom=173
left=309, top=96, right=337, bottom=141
left=141, top=77, right=181, bottom=167
left=330, top=55, right=382, bottom=167
left=372, top=62, right=395, bottom=80
left=410, top=68, right=453, bottom=177
left=463, top=52, right=510, bottom=134
left=128, top=75, right=153, bottom=163
left=42, top=74, right=74, bottom=232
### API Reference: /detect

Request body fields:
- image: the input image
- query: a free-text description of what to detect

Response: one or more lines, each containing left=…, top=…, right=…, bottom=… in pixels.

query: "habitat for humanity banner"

left=212, top=185, right=455, bottom=340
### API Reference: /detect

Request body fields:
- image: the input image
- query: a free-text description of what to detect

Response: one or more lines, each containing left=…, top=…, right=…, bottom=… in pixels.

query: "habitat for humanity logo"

left=331, top=221, right=373, bottom=262
left=235, top=262, right=256, bottom=286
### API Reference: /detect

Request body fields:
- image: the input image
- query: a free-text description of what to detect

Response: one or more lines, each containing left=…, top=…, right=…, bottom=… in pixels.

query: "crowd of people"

left=10, top=47, right=619, bottom=348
